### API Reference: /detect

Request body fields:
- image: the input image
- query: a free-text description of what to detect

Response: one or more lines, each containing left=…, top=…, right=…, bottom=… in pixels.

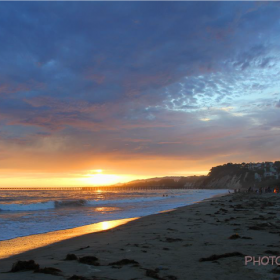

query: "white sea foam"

left=0, top=201, right=55, bottom=211
left=0, top=189, right=228, bottom=241
left=0, top=196, right=170, bottom=211
left=86, top=196, right=168, bottom=206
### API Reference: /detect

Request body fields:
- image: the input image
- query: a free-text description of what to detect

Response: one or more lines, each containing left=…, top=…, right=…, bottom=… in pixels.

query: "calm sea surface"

left=0, top=189, right=227, bottom=241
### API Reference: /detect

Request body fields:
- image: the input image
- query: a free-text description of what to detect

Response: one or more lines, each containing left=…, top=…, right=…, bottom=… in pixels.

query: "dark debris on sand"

left=77, top=246, right=90, bottom=251
left=164, top=237, right=183, bottom=243
left=265, top=250, right=280, bottom=255
left=271, top=265, right=280, bottom=274
left=228, top=234, right=240, bottom=239
left=79, top=256, right=100, bottom=266
left=109, top=259, right=139, bottom=266
left=146, top=268, right=161, bottom=279
left=10, top=260, right=63, bottom=276
left=92, top=277, right=118, bottom=280
left=199, top=252, right=244, bottom=262
left=145, top=268, right=177, bottom=280
left=249, top=222, right=280, bottom=231
left=34, top=267, right=62, bottom=276
left=165, top=276, right=178, bottom=280
left=10, top=260, right=39, bottom=272
left=65, top=254, right=78, bottom=261
left=68, top=275, right=91, bottom=280
left=228, top=233, right=252, bottom=240
left=68, top=276, right=116, bottom=280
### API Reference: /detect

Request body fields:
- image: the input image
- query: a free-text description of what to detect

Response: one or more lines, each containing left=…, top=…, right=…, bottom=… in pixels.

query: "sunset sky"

left=1, top=2, right=280, bottom=187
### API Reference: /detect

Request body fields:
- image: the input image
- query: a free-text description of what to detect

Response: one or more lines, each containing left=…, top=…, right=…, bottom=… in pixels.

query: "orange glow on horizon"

left=0, top=171, right=210, bottom=188
left=0, top=172, right=146, bottom=187
left=2, top=141, right=276, bottom=188
left=81, top=173, right=120, bottom=186
left=0, top=159, right=211, bottom=188
left=78, top=169, right=120, bottom=186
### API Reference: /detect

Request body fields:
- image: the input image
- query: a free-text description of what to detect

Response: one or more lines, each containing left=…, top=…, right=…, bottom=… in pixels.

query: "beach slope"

left=0, top=193, right=279, bottom=280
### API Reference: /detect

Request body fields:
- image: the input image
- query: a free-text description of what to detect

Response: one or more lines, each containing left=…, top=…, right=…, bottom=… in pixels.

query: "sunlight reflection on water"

left=0, top=217, right=137, bottom=260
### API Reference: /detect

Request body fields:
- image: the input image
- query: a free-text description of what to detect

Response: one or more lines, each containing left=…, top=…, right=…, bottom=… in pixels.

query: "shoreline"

left=0, top=192, right=226, bottom=260
left=1, top=192, right=279, bottom=279
left=0, top=189, right=227, bottom=242
left=0, top=218, right=138, bottom=260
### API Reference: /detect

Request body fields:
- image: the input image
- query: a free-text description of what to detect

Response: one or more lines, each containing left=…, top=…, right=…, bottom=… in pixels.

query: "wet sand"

left=0, top=193, right=279, bottom=280
left=0, top=218, right=137, bottom=260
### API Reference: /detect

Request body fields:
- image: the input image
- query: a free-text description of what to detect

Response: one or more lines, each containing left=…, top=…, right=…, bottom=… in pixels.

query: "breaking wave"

left=0, top=196, right=169, bottom=212
left=0, top=201, right=55, bottom=211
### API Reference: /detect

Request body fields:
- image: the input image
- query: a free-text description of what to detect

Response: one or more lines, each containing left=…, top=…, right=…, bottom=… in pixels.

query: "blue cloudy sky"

left=0, top=2, right=280, bottom=186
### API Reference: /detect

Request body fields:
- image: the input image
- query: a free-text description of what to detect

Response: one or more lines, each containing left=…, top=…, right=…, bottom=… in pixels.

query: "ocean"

left=0, top=189, right=227, bottom=241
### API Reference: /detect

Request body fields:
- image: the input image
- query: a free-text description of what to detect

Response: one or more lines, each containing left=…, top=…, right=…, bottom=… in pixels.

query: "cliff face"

left=197, top=163, right=255, bottom=189
left=122, top=173, right=252, bottom=190
left=196, top=162, right=280, bottom=189
left=197, top=174, right=244, bottom=189
left=122, top=162, right=280, bottom=190
left=123, top=176, right=206, bottom=189
left=183, top=174, right=248, bottom=189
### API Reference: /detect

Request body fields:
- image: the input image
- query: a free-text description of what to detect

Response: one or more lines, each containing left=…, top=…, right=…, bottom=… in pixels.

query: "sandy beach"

left=1, top=193, right=280, bottom=280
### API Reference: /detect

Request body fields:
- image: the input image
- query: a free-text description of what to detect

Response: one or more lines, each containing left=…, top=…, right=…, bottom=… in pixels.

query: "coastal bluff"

left=122, top=161, right=280, bottom=190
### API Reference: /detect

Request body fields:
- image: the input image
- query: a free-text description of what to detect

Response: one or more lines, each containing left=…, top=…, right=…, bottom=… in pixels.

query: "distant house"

left=254, top=173, right=261, bottom=181
left=264, top=171, right=273, bottom=177
left=242, top=161, right=279, bottom=182
left=271, top=166, right=277, bottom=173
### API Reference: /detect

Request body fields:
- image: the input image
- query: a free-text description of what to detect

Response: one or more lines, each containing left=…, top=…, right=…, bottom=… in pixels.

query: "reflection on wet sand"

left=0, top=217, right=137, bottom=260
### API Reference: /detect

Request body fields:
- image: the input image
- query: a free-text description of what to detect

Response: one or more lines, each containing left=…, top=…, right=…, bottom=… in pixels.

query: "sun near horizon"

left=0, top=168, right=210, bottom=188
left=1, top=157, right=278, bottom=188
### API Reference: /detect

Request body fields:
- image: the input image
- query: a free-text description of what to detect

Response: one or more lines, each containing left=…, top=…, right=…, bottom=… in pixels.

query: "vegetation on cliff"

left=122, top=161, right=280, bottom=189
